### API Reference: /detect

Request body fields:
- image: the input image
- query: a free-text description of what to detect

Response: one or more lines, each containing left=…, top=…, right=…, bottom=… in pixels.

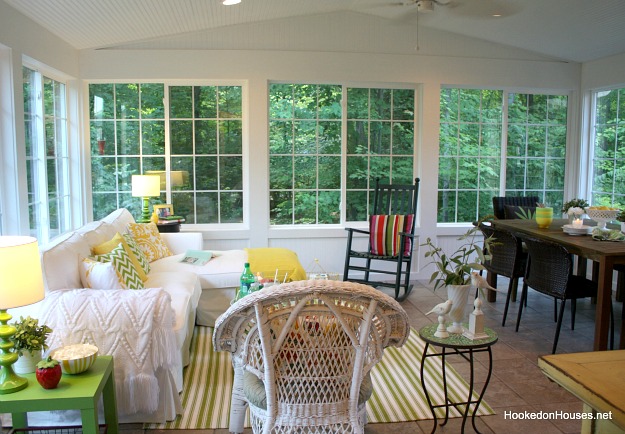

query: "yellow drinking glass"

left=535, top=207, right=553, bottom=228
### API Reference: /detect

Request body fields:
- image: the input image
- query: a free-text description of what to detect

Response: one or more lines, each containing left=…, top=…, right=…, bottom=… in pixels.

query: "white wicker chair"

left=213, top=279, right=410, bottom=434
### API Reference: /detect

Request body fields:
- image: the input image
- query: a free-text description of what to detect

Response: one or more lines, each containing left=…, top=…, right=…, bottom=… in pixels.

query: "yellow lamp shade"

left=131, top=175, right=160, bottom=198
left=0, top=236, right=45, bottom=310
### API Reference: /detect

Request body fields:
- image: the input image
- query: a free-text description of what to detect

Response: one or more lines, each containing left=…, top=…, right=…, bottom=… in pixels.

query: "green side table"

left=0, top=355, right=118, bottom=434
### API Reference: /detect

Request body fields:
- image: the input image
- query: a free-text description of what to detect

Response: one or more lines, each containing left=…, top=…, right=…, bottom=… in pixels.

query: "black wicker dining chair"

left=492, top=196, right=540, bottom=220
left=478, top=222, right=527, bottom=326
left=516, top=236, right=613, bottom=354
left=343, top=178, right=420, bottom=302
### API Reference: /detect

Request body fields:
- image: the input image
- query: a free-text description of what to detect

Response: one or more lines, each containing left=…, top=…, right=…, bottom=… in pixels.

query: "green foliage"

left=514, top=207, right=535, bottom=220
left=421, top=223, right=493, bottom=291
left=561, top=198, right=589, bottom=214
left=10, top=316, right=53, bottom=356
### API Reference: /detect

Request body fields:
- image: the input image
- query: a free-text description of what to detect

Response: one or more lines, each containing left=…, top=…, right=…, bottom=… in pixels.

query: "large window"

left=438, top=88, right=568, bottom=223
left=591, top=87, right=625, bottom=207
left=89, top=83, right=243, bottom=223
left=268, top=83, right=415, bottom=225
left=23, top=66, right=70, bottom=242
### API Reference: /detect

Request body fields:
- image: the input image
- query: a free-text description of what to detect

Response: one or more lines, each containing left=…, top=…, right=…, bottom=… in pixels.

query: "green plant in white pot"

left=421, top=224, right=493, bottom=333
left=11, top=316, right=53, bottom=374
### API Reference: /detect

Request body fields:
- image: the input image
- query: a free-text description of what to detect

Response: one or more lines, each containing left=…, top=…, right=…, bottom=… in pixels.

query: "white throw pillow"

left=79, top=257, right=123, bottom=289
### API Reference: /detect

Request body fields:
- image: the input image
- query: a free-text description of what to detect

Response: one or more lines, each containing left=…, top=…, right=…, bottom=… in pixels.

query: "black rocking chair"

left=343, top=178, right=420, bottom=301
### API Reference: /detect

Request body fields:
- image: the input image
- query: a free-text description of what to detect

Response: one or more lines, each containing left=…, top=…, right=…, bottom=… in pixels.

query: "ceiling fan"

left=393, top=0, right=519, bottom=18
left=403, top=0, right=451, bottom=13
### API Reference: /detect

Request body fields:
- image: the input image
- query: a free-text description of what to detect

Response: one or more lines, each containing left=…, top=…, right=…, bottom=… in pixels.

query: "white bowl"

left=586, top=209, right=619, bottom=229
left=49, top=344, right=98, bottom=374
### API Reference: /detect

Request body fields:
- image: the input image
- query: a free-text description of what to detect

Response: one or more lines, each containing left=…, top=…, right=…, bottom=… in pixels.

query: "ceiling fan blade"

left=449, top=0, right=520, bottom=18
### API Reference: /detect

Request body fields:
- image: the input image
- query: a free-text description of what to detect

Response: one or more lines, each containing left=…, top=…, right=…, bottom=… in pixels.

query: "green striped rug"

left=146, top=326, right=494, bottom=429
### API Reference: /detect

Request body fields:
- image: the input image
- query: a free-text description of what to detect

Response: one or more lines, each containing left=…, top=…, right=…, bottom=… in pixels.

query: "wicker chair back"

left=213, top=280, right=409, bottom=434
left=492, top=196, right=540, bottom=220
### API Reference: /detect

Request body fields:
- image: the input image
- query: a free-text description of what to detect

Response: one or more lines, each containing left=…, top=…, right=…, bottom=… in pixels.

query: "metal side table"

left=419, top=324, right=497, bottom=434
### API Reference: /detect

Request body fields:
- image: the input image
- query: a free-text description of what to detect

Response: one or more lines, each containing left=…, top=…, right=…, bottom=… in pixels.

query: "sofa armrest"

left=160, top=232, right=203, bottom=254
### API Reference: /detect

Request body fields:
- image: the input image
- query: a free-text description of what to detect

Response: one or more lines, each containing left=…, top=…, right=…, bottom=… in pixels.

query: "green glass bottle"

left=236, top=262, right=255, bottom=301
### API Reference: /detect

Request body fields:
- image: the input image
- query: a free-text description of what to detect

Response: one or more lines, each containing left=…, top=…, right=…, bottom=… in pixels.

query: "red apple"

left=35, top=356, right=62, bottom=389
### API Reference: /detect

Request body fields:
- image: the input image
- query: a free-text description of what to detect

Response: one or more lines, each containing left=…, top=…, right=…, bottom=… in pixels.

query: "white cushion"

left=79, top=257, right=123, bottom=289
left=101, top=208, right=136, bottom=232
left=145, top=271, right=201, bottom=349
left=149, top=249, right=246, bottom=289
left=41, top=232, right=91, bottom=291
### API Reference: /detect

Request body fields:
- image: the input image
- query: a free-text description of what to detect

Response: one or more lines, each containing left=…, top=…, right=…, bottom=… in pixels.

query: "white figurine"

left=426, top=299, right=453, bottom=338
left=470, top=271, right=501, bottom=293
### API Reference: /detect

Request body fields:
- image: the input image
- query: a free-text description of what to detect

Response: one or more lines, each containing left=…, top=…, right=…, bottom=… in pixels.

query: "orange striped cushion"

left=369, top=214, right=414, bottom=256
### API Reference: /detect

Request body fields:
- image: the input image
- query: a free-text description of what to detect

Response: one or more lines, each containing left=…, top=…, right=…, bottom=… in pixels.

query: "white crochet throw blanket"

left=40, top=288, right=181, bottom=416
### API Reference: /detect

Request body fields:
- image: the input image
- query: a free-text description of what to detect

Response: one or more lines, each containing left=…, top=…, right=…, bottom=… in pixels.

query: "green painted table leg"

left=80, top=406, right=99, bottom=434
left=102, top=362, right=119, bottom=434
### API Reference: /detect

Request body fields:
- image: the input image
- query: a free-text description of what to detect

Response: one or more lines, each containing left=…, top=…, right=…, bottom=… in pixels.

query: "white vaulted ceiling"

left=4, top=0, right=625, bottom=63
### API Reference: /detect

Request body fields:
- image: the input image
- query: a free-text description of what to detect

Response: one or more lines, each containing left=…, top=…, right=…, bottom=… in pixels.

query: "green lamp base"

left=0, top=310, right=28, bottom=394
left=137, top=196, right=152, bottom=223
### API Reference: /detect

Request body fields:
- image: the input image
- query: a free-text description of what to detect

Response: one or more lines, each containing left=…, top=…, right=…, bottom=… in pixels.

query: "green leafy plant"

left=515, top=207, right=535, bottom=220
left=421, top=224, right=493, bottom=291
left=10, top=316, right=53, bottom=356
left=561, top=198, right=589, bottom=214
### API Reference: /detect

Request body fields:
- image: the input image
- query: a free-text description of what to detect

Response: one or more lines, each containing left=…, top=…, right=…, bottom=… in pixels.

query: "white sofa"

left=14, top=208, right=305, bottom=424
left=14, top=208, right=244, bottom=424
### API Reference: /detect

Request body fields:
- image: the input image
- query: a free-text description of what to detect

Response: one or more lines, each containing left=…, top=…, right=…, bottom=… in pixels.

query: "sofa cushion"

left=127, top=223, right=173, bottom=262
left=80, top=257, right=123, bottom=289
left=92, top=233, right=150, bottom=282
left=150, top=249, right=246, bottom=289
left=102, top=208, right=136, bottom=232
left=41, top=231, right=91, bottom=292
left=94, top=244, right=145, bottom=290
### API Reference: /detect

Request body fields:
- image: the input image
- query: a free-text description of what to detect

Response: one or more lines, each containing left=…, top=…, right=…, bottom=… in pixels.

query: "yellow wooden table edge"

left=538, top=351, right=625, bottom=431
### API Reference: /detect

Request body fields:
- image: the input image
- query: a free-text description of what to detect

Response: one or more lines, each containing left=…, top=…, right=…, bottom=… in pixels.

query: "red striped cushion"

left=369, top=214, right=415, bottom=256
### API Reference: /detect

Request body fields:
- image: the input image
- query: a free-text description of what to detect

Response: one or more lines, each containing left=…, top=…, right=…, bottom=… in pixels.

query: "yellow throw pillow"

left=126, top=223, right=172, bottom=263
left=92, top=232, right=148, bottom=282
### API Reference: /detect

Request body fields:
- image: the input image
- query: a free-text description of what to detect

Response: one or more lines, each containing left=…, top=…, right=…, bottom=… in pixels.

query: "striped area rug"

left=146, top=326, right=494, bottom=429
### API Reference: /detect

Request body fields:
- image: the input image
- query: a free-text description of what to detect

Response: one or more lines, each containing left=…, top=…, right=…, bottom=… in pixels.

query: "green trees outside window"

left=438, top=88, right=568, bottom=223
left=23, top=67, right=70, bottom=243
left=592, top=88, right=625, bottom=208
left=269, top=84, right=415, bottom=225
left=89, top=83, right=243, bottom=223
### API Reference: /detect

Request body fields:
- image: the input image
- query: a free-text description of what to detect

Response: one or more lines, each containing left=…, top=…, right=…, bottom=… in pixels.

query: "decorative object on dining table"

left=422, top=223, right=494, bottom=334
left=425, top=299, right=453, bottom=338
left=562, top=223, right=592, bottom=236
left=535, top=203, right=553, bottom=228
left=591, top=227, right=625, bottom=242
left=561, top=198, right=589, bottom=221
left=616, top=209, right=625, bottom=233
left=586, top=206, right=619, bottom=230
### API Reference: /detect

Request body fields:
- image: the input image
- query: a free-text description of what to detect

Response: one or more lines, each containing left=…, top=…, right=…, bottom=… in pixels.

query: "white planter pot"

left=14, top=350, right=42, bottom=374
left=621, top=222, right=625, bottom=233
left=446, top=284, right=472, bottom=334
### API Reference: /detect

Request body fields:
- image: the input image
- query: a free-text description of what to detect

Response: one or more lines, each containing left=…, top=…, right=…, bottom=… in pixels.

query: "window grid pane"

left=438, top=89, right=503, bottom=223
left=438, top=89, right=568, bottom=223
left=269, top=84, right=343, bottom=225
left=24, top=67, right=70, bottom=243
left=592, top=88, right=625, bottom=207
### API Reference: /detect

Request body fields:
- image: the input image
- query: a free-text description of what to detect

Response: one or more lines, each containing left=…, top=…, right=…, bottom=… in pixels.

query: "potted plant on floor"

left=11, top=316, right=53, bottom=374
left=421, top=224, right=494, bottom=333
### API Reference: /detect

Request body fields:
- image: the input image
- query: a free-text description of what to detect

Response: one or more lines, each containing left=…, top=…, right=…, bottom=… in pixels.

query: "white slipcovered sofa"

left=13, top=208, right=306, bottom=424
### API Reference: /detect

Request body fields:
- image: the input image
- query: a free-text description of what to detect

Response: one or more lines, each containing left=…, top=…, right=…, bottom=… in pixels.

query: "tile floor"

left=125, top=278, right=622, bottom=434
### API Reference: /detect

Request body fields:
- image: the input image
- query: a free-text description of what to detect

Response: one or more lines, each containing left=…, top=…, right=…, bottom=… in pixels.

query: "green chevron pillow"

left=94, top=243, right=145, bottom=290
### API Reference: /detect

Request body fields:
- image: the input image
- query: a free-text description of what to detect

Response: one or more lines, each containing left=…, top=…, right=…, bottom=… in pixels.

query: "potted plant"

left=561, top=198, right=589, bottom=221
left=10, top=316, right=53, bottom=374
left=421, top=224, right=493, bottom=333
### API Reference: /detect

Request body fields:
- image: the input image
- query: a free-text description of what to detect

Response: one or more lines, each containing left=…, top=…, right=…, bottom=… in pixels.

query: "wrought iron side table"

left=419, top=323, right=497, bottom=434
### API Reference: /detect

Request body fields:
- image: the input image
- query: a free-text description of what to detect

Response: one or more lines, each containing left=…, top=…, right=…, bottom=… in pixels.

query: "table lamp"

left=131, top=174, right=160, bottom=223
left=0, top=236, right=45, bottom=394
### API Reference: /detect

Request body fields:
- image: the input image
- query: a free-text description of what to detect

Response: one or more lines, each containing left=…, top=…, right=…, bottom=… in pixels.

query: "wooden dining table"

left=491, top=218, right=624, bottom=351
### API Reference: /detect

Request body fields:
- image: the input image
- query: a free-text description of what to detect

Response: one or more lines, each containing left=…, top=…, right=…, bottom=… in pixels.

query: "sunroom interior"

left=1, top=0, right=625, bottom=283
